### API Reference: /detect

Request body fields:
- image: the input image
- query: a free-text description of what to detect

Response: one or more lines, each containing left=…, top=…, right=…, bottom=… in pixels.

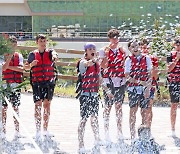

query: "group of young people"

left=1, top=29, right=179, bottom=153
left=77, top=29, right=180, bottom=153
left=1, top=34, right=58, bottom=142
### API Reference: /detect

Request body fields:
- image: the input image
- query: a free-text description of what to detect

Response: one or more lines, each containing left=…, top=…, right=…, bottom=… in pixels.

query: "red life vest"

left=3, top=52, right=23, bottom=83
left=102, top=48, right=125, bottom=78
left=168, top=51, right=180, bottom=83
left=81, top=60, right=100, bottom=93
left=31, top=49, right=55, bottom=83
left=129, top=55, right=149, bottom=86
left=150, top=55, right=158, bottom=85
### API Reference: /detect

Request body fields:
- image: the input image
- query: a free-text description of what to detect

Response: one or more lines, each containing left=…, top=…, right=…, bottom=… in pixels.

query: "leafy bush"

left=0, top=35, right=13, bottom=55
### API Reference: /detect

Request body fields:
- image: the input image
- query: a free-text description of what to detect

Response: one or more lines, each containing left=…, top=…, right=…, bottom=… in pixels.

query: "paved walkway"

left=3, top=93, right=180, bottom=154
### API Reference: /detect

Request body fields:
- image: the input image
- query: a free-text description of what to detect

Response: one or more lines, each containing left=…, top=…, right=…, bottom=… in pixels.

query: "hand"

left=88, top=60, right=95, bottom=66
left=104, top=45, right=111, bottom=54
left=31, top=60, right=38, bottom=67
left=144, top=87, right=150, bottom=99
left=4, top=53, right=13, bottom=61
left=92, top=58, right=99, bottom=63
left=107, top=92, right=114, bottom=99
left=52, top=52, right=58, bottom=61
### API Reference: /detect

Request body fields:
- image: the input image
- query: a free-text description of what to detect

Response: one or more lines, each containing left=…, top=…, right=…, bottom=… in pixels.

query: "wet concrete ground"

left=3, top=93, right=180, bottom=153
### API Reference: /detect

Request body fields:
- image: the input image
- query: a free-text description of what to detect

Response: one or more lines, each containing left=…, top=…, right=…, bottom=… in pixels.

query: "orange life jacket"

left=81, top=60, right=100, bottom=93
left=129, top=55, right=149, bottom=86
left=102, top=48, right=125, bottom=78
left=31, top=49, right=55, bottom=83
left=168, top=51, right=180, bottom=83
left=3, top=52, right=23, bottom=83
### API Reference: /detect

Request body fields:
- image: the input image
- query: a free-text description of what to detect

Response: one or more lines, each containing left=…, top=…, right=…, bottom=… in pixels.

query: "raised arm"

left=167, top=52, right=180, bottom=72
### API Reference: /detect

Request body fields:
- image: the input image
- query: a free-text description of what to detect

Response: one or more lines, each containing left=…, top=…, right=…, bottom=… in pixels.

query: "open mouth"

left=91, top=53, right=95, bottom=56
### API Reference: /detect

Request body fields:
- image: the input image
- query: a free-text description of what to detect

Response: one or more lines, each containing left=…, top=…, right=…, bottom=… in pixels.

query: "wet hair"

left=128, top=39, right=140, bottom=48
left=107, top=29, right=120, bottom=39
left=140, top=38, right=150, bottom=46
left=36, top=34, right=47, bottom=42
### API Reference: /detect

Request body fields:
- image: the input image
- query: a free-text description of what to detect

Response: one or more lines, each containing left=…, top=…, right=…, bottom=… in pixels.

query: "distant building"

left=0, top=0, right=179, bottom=36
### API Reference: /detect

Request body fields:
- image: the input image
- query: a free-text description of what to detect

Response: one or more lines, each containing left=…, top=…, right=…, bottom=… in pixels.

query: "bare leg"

left=35, top=101, right=42, bottom=133
left=2, top=106, right=7, bottom=134
left=90, top=115, right=100, bottom=141
left=141, top=108, right=148, bottom=126
left=129, top=106, right=138, bottom=140
left=146, top=99, right=153, bottom=128
left=43, top=99, right=51, bottom=131
left=13, top=106, right=19, bottom=132
left=103, top=105, right=112, bottom=139
left=170, top=103, right=178, bottom=132
left=78, top=118, right=87, bottom=149
left=115, top=103, right=123, bottom=137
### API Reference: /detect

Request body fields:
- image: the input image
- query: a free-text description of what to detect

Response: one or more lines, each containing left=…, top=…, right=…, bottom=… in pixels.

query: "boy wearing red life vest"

left=99, top=29, right=126, bottom=142
left=2, top=36, right=24, bottom=138
left=140, top=38, right=159, bottom=129
left=167, top=37, right=180, bottom=137
left=77, top=42, right=113, bottom=153
left=24, top=34, right=58, bottom=140
left=125, top=39, right=152, bottom=141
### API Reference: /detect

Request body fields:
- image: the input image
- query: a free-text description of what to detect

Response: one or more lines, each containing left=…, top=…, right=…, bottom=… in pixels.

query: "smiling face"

left=37, top=38, right=47, bottom=51
left=129, top=41, right=141, bottom=56
left=36, top=34, right=47, bottom=51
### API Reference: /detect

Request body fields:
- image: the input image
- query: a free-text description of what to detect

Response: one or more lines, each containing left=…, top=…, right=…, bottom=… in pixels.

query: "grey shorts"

left=79, top=95, right=99, bottom=119
left=2, top=89, right=21, bottom=107
left=169, top=82, right=180, bottom=103
left=128, top=90, right=150, bottom=109
left=103, top=85, right=125, bottom=106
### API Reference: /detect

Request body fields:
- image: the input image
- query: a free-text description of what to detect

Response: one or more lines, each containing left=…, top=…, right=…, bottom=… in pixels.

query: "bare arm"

left=125, top=72, right=152, bottom=87
left=99, top=76, right=114, bottom=99
left=7, top=66, right=24, bottom=73
left=52, top=50, right=58, bottom=63
left=167, top=52, right=180, bottom=72
left=152, top=65, right=159, bottom=80
left=2, top=54, right=13, bottom=71
left=100, top=57, right=109, bottom=69
left=24, top=60, right=38, bottom=70
left=100, top=46, right=110, bottom=69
